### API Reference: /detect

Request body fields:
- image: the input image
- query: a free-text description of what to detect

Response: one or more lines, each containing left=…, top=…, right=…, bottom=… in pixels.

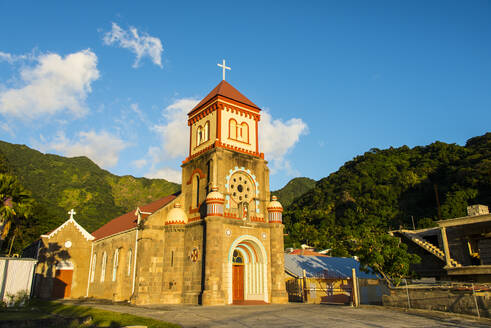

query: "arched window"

left=197, top=126, right=203, bottom=145
left=127, top=249, right=132, bottom=277
left=204, top=121, right=210, bottom=142
left=195, top=175, right=200, bottom=208
left=229, top=119, right=237, bottom=139
left=112, top=248, right=119, bottom=282
left=90, top=253, right=96, bottom=283
left=100, top=251, right=107, bottom=282
left=232, top=250, right=243, bottom=264
left=241, top=122, right=249, bottom=143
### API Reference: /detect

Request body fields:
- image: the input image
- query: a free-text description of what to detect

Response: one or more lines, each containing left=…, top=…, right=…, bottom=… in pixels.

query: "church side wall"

left=89, top=230, right=136, bottom=301
left=136, top=195, right=190, bottom=305
left=35, top=223, right=92, bottom=299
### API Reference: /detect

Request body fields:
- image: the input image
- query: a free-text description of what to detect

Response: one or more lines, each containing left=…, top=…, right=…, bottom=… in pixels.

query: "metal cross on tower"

left=68, top=209, right=76, bottom=220
left=217, top=59, right=231, bottom=80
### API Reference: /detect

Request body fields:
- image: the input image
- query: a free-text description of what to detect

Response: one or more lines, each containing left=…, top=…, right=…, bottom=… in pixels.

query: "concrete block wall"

left=383, top=286, right=490, bottom=318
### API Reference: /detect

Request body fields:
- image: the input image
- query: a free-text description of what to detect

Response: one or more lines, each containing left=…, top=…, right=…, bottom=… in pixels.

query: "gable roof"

left=284, top=254, right=379, bottom=279
left=189, top=80, right=260, bottom=115
left=91, top=193, right=179, bottom=240
left=41, top=218, right=94, bottom=241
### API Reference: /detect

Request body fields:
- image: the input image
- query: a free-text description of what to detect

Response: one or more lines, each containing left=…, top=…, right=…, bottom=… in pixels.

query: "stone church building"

left=27, top=80, right=289, bottom=305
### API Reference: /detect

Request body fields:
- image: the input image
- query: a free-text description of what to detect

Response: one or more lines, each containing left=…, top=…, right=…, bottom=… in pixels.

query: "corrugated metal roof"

left=284, top=254, right=379, bottom=279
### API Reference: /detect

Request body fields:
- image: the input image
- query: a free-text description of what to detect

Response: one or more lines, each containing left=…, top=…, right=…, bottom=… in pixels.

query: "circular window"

left=64, top=240, right=72, bottom=248
left=228, top=171, right=255, bottom=205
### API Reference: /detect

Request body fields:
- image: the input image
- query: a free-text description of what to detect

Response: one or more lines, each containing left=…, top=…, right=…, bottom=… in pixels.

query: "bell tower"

left=181, top=72, right=288, bottom=305
left=186, top=80, right=262, bottom=161
left=182, top=80, right=265, bottom=221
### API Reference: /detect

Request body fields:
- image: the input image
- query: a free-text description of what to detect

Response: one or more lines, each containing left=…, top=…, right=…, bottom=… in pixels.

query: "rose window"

left=229, top=172, right=254, bottom=204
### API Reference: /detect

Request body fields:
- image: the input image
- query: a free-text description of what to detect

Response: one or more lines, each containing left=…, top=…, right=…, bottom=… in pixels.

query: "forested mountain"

left=0, top=141, right=180, bottom=253
left=284, top=133, right=491, bottom=255
left=272, top=177, right=315, bottom=206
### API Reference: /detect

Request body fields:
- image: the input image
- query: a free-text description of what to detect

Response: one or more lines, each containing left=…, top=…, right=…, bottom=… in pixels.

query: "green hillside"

left=284, top=133, right=491, bottom=254
left=272, top=177, right=315, bottom=207
left=0, top=140, right=180, bottom=253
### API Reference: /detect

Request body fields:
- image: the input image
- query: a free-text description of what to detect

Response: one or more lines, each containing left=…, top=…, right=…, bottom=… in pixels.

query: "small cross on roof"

left=68, top=209, right=76, bottom=220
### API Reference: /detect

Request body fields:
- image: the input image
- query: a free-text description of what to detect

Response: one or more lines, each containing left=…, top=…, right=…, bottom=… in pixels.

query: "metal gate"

left=286, top=271, right=354, bottom=305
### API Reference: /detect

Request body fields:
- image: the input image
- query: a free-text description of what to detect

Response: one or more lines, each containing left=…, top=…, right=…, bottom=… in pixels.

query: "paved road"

left=63, top=301, right=490, bottom=328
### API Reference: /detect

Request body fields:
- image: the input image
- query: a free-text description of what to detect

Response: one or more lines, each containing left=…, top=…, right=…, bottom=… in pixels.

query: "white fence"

left=0, top=257, right=37, bottom=303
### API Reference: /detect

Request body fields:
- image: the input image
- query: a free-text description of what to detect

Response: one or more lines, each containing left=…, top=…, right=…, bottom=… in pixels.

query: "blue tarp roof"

left=284, top=254, right=379, bottom=279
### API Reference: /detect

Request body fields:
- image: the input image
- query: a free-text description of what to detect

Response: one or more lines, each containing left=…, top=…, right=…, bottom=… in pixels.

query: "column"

left=440, top=227, right=452, bottom=267
left=269, top=223, right=288, bottom=303
left=201, top=217, right=226, bottom=305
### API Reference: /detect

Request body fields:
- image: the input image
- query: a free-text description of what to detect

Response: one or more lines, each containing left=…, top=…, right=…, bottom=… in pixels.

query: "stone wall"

left=88, top=230, right=136, bottom=301
left=383, top=286, right=490, bottom=318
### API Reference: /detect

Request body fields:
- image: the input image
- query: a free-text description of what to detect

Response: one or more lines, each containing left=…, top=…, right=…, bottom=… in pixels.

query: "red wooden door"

left=232, top=265, right=244, bottom=302
left=52, top=269, right=73, bottom=298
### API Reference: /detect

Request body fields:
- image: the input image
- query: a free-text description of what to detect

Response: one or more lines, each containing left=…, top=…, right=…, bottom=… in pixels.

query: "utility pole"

left=433, top=184, right=442, bottom=221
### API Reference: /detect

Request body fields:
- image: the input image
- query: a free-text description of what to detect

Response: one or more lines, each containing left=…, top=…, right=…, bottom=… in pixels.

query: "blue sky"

left=0, top=1, right=490, bottom=190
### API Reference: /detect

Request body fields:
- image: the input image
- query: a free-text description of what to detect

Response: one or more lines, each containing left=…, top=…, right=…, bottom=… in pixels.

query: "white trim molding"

left=41, top=218, right=94, bottom=241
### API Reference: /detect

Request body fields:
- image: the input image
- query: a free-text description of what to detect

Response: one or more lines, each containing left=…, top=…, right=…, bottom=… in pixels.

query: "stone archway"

left=227, top=235, right=268, bottom=304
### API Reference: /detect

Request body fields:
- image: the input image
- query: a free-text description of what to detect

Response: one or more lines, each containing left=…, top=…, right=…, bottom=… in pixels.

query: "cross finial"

left=68, top=209, right=76, bottom=220
left=217, top=59, right=231, bottom=80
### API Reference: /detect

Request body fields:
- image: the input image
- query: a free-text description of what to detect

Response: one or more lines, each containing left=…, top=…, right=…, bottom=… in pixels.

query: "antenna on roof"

left=134, top=207, right=152, bottom=225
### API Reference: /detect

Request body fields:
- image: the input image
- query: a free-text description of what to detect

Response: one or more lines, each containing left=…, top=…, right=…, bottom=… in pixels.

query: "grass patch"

left=0, top=299, right=180, bottom=328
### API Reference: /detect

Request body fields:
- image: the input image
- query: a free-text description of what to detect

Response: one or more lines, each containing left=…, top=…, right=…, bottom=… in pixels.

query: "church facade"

left=28, top=80, right=289, bottom=305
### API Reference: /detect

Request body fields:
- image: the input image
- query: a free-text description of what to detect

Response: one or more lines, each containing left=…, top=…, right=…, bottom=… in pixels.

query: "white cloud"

left=0, top=49, right=99, bottom=119
left=0, top=122, right=14, bottom=136
left=0, top=50, right=35, bottom=64
left=103, top=22, right=163, bottom=68
left=259, top=110, right=308, bottom=173
left=132, top=158, right=148, bottom=169
left=145, top=167, right=181, bottom=184
left=141, top=99, right=198, bottom=183
left=152, top=98, right=199, bottom=159
left=130, top=103, right=148, bottom=123
left=40, top=130, right=128, bottom=169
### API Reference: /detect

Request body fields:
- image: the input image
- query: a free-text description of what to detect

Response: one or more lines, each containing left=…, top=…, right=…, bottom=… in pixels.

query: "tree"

left=352, top=228, right=420, bottom=286
left=0, top=174, right=34, bottom=252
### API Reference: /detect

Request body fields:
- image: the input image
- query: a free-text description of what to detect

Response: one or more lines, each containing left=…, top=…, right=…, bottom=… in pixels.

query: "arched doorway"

left=227, top=235, right=268, bottom=304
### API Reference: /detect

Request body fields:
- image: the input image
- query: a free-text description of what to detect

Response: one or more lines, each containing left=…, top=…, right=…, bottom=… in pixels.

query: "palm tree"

left=0, top=174, right=33, bottom=252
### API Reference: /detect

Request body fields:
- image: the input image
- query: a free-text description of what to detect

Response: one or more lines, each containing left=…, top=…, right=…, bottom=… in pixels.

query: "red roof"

left=189, top=80, right=260, bottom=115
left=289, top=249, right=328, bottom=257
left=91, top=194, right=178, bottom=240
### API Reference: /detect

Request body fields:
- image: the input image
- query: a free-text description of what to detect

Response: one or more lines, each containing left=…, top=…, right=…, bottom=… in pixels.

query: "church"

left=27, top=75, right=289, bottom=305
